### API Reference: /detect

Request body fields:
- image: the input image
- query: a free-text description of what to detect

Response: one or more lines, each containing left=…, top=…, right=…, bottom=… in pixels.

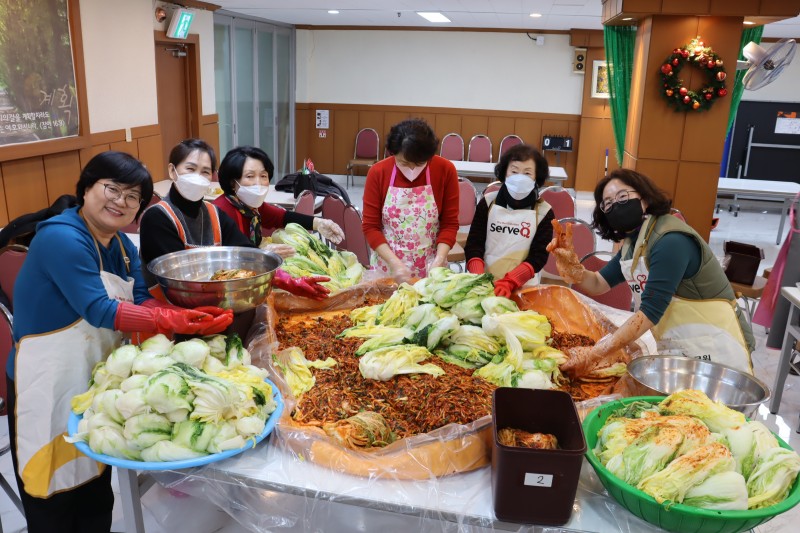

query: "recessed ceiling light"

left=529, top=13, right=542, bottom=18
left=328, top=10, right=339, bottom=15
left=417, top=12, right=451, bottom=23
left=622, top=17, right=633, bottom=21
left=744, top=20, right=755, bottom=25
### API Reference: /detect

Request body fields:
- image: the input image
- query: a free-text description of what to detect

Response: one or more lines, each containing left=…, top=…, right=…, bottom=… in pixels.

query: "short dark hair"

left=592, top=168, right=673, bottom=241
left=218, top=146, right=275, bottom=195
left=76, top=151, right=154, bottom=221
left=494, top=144, right=549, bottom=187
left=385, top=118, right=439, bottom=164
left=168, top=138, right=217, bottom=173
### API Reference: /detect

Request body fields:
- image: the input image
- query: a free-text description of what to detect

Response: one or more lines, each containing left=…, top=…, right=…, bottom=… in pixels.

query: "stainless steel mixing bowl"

left=147, top=247, right=282, bottom=313
left=625, top=355, right=770, bottom=417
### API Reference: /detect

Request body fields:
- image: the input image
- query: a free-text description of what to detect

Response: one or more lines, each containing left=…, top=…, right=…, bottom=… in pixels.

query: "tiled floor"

left=1, top=179, right=797, bottom=532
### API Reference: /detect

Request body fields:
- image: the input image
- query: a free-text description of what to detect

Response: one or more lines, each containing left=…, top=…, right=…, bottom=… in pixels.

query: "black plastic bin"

left=491, top=388, right=586, bottom=525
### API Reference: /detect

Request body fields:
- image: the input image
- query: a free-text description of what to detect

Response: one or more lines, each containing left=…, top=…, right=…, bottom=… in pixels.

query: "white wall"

left=80, top=0, right=158, bottom=132
left=80, top=0, right=216, bottom=134
left=296, top=30, right=584, bottom=115
left=741, top=46, right=800, bottom=102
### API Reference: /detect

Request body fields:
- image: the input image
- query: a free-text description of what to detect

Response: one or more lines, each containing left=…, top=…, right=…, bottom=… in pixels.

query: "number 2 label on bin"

left=524, top=473, right=554, bottom=487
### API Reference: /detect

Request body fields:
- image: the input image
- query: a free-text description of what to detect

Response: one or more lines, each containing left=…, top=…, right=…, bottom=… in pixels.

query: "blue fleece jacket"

left=7, top=207, right=151, bottom=378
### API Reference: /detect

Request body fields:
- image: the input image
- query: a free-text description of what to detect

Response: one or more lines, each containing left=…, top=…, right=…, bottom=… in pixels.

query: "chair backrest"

left=120, top=194, right=161, bottom=234
left=498, top=134, right=523, bottom=158
left=483, top=181, right=502, bottom=196
left=467, top=134, right=492, bottom=163
left=342, top=205, right=371, bottom=267
left=457, top=178, right=478, bottom=226
left=540, top=186, right=576, bottom=220
left=353, top=128, right=380, bottom=160
left=0, top=302, right=13, bottom=410
left=576, top=251, right=633, bottom=311
left=0, top=244, right=28, bottom=311
left=322, top=194, right=348, bottom=249
left=440, top=133, right=465, bottom=161
left=670, top=207, right=686, bottom=222
left=294, top=189, right=315, bottom=216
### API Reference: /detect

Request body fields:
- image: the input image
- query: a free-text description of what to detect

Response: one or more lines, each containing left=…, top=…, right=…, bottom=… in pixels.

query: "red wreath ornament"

left=660, top=37, right=727, bottom=111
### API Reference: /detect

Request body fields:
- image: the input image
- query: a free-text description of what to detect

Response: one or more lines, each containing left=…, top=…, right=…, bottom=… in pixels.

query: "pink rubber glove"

left=272, top=269, right=331, bottom=300
left=466, top=257, right=485, bottom=274
left=115, top=302, right=233, bottom=335
left=493, top=262, right=535, bottom=298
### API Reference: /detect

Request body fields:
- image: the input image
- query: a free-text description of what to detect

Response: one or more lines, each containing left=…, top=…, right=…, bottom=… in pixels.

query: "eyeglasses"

left=99, top=182, right=142, bottom=209
left=600, top=189, right=639, bottom=213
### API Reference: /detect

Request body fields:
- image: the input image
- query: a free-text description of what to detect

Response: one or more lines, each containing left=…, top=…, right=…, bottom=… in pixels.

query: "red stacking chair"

left=498, top=134, right=523, bottom=158
left=322, top=194, right=348, bottom=250
left=540, top=186, right=576, bottom=220
left=467, top=135, right=492, bottom=163
left=574, top=251, right=633, bottom=311
left=542, top=218, right=594, bottom=282
left=342, top=205, right=371, bottom=267
left=0, top=302, right=26, bottom=517
left=0, top=244, right=28, bottom=312
left=346, top=128, right=380, bottom=188
left=440, top=133, right=465, bottom=161
left=294, top=189, right=315, bottom=216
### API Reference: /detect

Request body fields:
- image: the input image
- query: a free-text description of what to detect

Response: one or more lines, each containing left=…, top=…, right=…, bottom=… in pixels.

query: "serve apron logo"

left=489, top=220, right=532, bottom=238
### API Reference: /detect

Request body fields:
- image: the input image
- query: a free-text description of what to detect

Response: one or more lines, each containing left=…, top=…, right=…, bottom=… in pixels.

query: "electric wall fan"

left=737, top=39, right=796, bottom=90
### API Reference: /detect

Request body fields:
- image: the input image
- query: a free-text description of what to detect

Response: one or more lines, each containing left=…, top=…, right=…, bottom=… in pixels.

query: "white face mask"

left=397, top=163, right=425, bottom=182
left=237, top=183, right=269, bottom=208
left=505, top=173, right=537, bottom=200
left=174, top=172, right=210, bottom=202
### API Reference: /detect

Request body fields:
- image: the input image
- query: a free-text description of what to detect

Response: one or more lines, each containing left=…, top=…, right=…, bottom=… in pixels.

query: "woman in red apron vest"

left=547, top=169, right=754, bottom=377
left=7, top=152, right=231, bottom=533
left=464, top=144, right=554, bottom=296
left=139, top=139, right=330, bottom=301
left=362, top=119, right=460, bottom=283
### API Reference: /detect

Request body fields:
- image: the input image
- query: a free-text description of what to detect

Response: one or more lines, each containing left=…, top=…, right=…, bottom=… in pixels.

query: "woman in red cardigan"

left=362, top=119, right=460, bottom=283
left=212, top=145, right=343, bottom=256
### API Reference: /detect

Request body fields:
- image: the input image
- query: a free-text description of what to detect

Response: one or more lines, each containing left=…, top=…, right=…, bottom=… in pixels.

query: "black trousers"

left=6, top=375, right=114, bottom=533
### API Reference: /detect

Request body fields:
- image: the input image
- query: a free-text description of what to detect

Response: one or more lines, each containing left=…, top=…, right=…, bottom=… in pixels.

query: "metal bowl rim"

left=626, top=354, right=770, bottom=405
left=147, top=246, right=282, bottom=283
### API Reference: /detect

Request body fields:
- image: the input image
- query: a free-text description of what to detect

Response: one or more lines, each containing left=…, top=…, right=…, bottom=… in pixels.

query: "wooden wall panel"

left=0, top=124, right=163, bottom=225
left=674, top=161, right=719, bottom=232
left=2, top=157, right=49, bottom=220
left=295, top=104, right=579, bottom=188
left=575, top=117, right=620, bottom=192
left=138, top=135, right=166, bottom=182
left=296, top=107, right=310, bottom=170
left=333, top=110, right=359, bottom=175
left=43, top=152, right=82, bottom=201
left=633, top=158, right=679, bottom=198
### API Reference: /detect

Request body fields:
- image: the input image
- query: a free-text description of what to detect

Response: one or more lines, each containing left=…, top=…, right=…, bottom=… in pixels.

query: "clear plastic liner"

left=147, top=281, right=658, bottom=532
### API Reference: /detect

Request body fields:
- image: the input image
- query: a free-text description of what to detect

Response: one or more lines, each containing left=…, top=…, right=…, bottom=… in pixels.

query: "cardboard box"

left=724, top=241, right=764, bottom=285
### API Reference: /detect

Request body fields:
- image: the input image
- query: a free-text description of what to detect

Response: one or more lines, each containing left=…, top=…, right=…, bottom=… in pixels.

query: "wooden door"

left=154, top=43, right=190, bottom=179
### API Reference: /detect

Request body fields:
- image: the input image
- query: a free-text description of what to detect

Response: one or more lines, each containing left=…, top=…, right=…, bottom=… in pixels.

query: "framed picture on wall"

left=591, top=60, right=610, bottom=99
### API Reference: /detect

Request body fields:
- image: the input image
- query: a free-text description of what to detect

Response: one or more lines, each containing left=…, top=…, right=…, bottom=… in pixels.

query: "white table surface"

left=717, top=178, right=800, bottom=244
left=152, top=180, right=321, bottom=210
left=451, top=161, right=567, bottom=183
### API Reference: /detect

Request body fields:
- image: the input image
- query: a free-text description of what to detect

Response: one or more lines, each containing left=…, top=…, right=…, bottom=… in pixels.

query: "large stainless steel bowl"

left=625, top=355, right=770, bottom=417
left=147, top=247, right=282, bottom=313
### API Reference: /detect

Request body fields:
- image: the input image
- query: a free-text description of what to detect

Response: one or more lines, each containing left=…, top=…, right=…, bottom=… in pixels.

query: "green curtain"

left=727, top=26, right=765, bottom=134
left=603, top=25, right=637, bottom=166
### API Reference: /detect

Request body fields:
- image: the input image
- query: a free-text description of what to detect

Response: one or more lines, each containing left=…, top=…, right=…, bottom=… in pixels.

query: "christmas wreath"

left=660, top=37, right=728, bottom=111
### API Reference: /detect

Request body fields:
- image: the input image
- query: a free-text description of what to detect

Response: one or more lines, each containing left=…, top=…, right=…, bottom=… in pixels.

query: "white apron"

left=483, top=192, right=550, bottom=286
left=371, top=165, right=440, bottom=278
left=620, top=216, right=752, bottom=374
left=14, top=233, right=133, bottom=498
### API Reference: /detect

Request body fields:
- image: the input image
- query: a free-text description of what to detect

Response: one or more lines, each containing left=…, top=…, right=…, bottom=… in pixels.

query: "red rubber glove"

left=115, top=301, right=233, bottom=335
left=493, top=262, right=536, bottom=298
left=272, top=269, right=331, bottom=300
left=466, top=257, right=485, bottom=274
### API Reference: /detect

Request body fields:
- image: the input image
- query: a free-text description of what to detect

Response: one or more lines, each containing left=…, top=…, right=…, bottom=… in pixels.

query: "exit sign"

left=167, top=9, right=194, bottom=40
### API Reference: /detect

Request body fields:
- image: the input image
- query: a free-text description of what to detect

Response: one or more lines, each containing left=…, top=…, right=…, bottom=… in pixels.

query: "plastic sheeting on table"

left=139, top=280, right=658, bottom=532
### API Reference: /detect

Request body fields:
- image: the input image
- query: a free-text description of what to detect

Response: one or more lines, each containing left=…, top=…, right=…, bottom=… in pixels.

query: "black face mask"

left=605, top=200, right=644, bottom=233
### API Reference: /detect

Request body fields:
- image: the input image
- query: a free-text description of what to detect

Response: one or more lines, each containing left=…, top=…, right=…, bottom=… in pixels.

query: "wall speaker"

left=573, top=48, right=587, bottom=74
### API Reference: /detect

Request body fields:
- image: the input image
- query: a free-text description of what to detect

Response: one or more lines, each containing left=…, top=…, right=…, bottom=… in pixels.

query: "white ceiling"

left=210, top=0, right=800, bottom=39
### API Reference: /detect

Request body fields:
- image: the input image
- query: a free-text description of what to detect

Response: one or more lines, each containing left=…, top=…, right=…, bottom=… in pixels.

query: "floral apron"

left=14, top=233, right=132, bottom=497
left=620, top=216, right=751, bottom=374
left=371, top=165, right=439, bottom=278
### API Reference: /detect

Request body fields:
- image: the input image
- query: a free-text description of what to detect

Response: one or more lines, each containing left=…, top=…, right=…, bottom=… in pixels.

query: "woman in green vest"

left=548, top=168, right=755, bottom=376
